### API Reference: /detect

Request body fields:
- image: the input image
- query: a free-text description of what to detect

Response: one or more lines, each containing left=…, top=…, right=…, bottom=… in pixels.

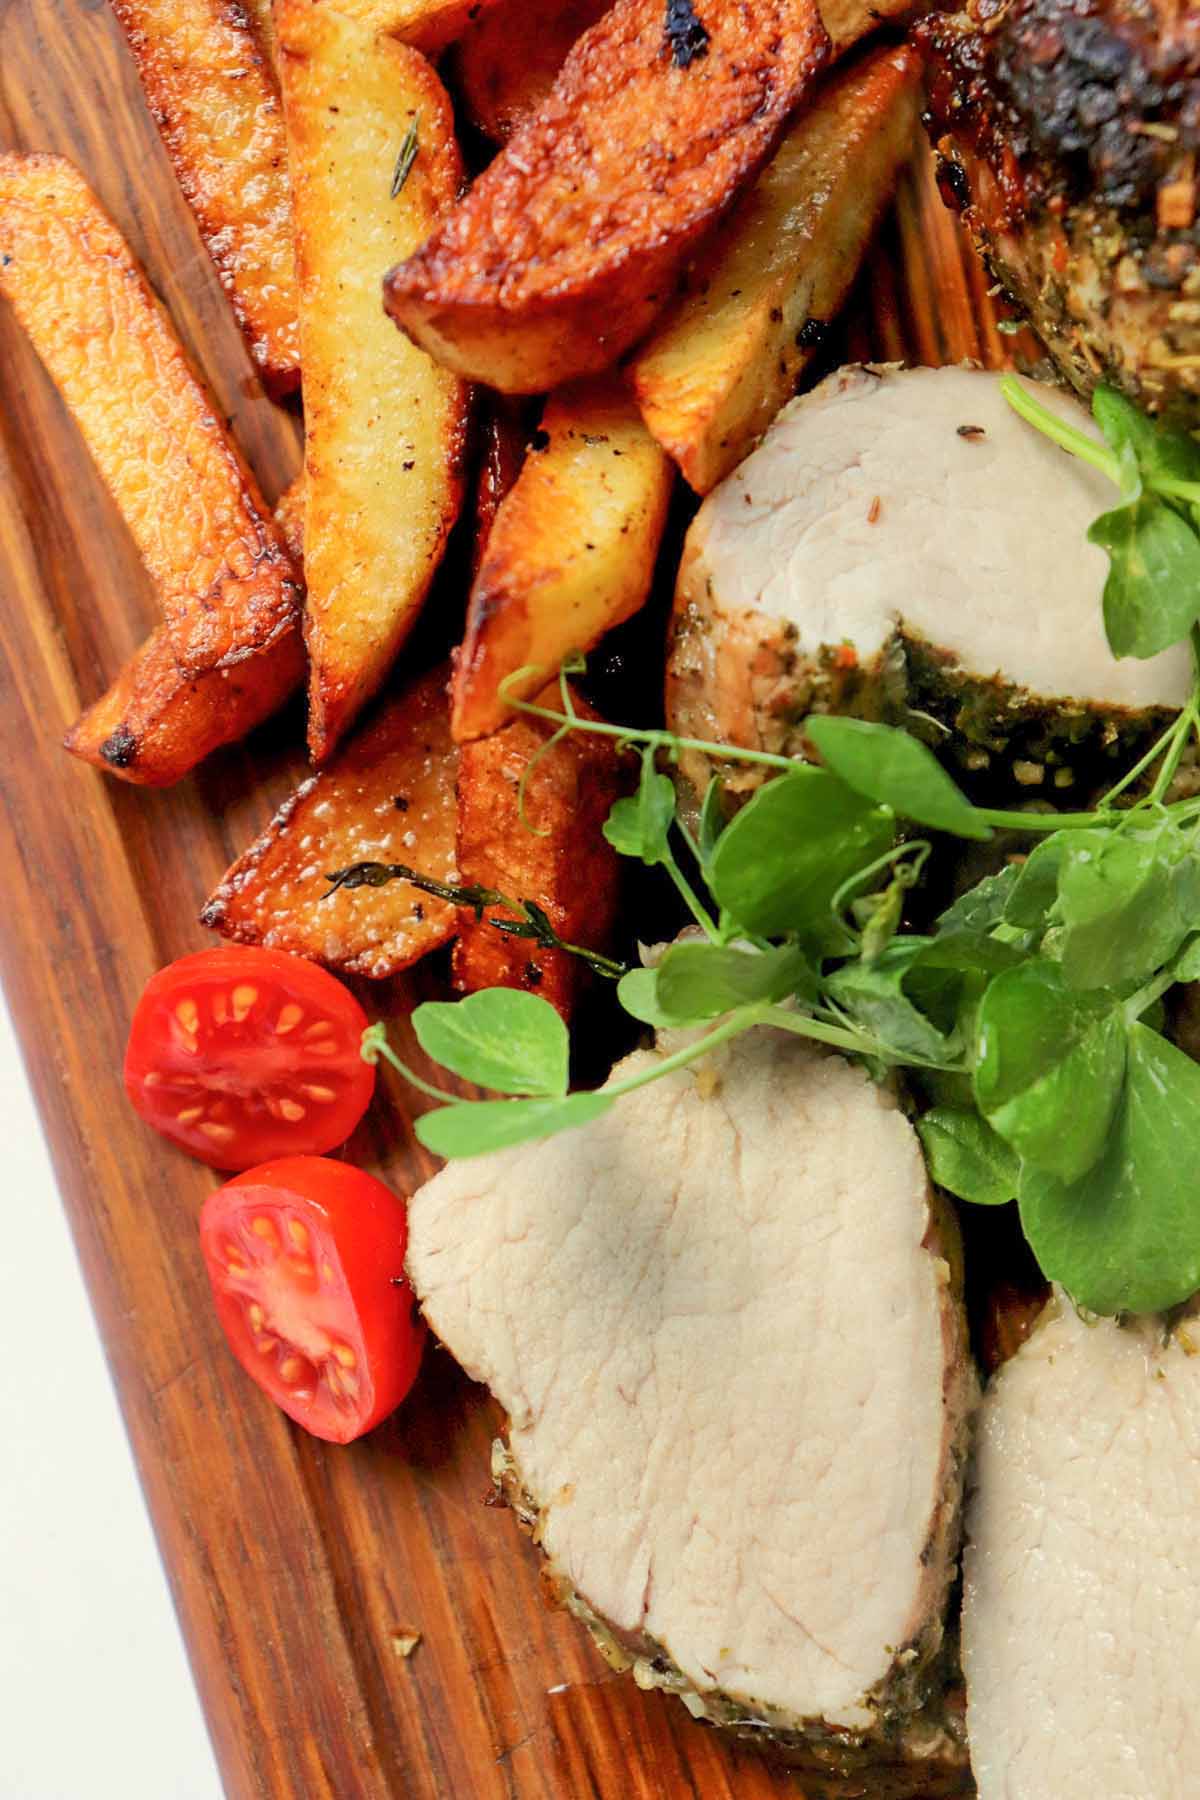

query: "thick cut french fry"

left=454, top=0, right=607, bottom=143
left=202, top=665, right=459, bottom=978
left=277, top=1, right=469, bottom=761
left=109, top=0, right=299, bottom=391
left=454, top=688, right=624, bottom=1018
left=0, top=153, right=303, bottom=785
left=452, top=378, right=673, bottom=742
left=384, top=0, right=830, bottom=393
left=632, top=47, right=922, bottom=493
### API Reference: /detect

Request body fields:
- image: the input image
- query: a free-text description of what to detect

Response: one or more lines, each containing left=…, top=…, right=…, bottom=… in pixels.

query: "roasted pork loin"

left=920, top=0, right=1200, bottom=424
left=666, top=363, right=1191, bottom=804
left=963, top=1294, right=1200, bottom=1800
left=408, top=1030, right=976, bottom=1792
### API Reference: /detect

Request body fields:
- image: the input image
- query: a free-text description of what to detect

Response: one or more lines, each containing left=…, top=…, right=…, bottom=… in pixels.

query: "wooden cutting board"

left=0, top=7, right=1019, bottom=1794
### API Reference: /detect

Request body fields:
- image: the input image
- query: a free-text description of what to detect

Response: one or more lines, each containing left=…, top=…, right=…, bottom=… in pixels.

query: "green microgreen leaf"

left=603, top=749, right=676, bottom=865
left=1091, top=487, right=1200, bottom=659
left=655, top=941, right=812, bottom=1021
left=415, top=1091, right=612, bottom=1158
left=824, top=943, right=959, bottom=1065
left=615, top=966, right=700, bottom=1028
left=917, top=1107, right=1019, bottom=1206
left=974, top=960, right=1126, bottom=1182
left=805, top=715, right=991, bottom=840
left=937, top=865, right=1022, bottom=934
left=412, top=990, right=569, bottom=1097
left=1003, top=834, right=1071, bottom=930
left=708, top=768, right=894, bottom=944
left=1054, top=822, right=1200, bottom=991
left=1018, top=1024, right=1200, bottom=1314
left=698, top=776, right=727, bottom=867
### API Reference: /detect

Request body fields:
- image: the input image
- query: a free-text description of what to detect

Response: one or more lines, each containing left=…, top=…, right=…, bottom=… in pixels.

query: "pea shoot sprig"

left=360, top=386, right=1200, bottom=1321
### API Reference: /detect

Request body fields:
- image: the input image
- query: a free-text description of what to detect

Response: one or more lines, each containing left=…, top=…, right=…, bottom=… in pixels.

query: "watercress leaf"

left=1093, top=384, right=1200, bottom=493
left=603, top=751, right=677, bottom=866
left=911, top=930, right=1026, bottom=976
left=917, top=1107, right=1019, bottom=1206
left=1018, top=1024, right=1200, bottom=1314
left=415, top=1090, right=612, bottom=1158
left=1171, top=934, right=1200, bottom=982
left=824, top=944, right=957, bottom=1064
left=1090, top=490, right=1200, bottom=659
left=973, top=960, right=1126, bottom=1182
left=936, top=864, right=1021, bottom=933
left=708, top=768, right=895, bottom=945
left=1003, top=833, right=1074, bottom=929
left=656, top=941, right=812, bottom=1020
left=412, top=990, right=568, bottom=1097
left=616, top=966, right=704, bottom=1028
left=805, top=715, right=992, bottom=840
left=1055, top=823, right=1194, bottom=990
left=698, top=777, right=727, bottom=867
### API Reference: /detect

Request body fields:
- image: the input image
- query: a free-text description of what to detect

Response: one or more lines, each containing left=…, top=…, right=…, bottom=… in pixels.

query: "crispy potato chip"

left=384, top=0, right=830, bottom=393
left=632, top=46, right=922, bottom=493
left=202, top=665, right=458, bottom=978
left=454, top=0, right=607, bottom=143
left=277, top=0, right=469, bottom=760
left=0, top=153, right=303, bottom=785
left=452, top=377, right=673, bottom=742
left=454, top=687, right=625, bottom=1018
left=110, top=0, right=299, bottom=391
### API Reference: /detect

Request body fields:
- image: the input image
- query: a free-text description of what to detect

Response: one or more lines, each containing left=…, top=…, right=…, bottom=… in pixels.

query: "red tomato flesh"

left=200, top=1156, right=425, bottom=1443
left=125, top=948, right=376, bottom=1169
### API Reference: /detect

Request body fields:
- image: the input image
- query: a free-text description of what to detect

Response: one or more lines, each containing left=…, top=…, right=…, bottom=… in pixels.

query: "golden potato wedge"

left=275, top=473, right=305, bottom=570
left=454, top=0, right=608, bottom=143
left=109, top=0, right=299, bottom=392
left=469, top=397, right=526, bottom=580
left=240, top=0, right=280, bottom=74
left=454, top=687, right=625, bottom=1018
left=202, top=665, right=459, bottom=977
left=452, top=377, right=673, bottom=742
left=0, top=153, right=303, bottom=785
left=277, top=1, right=469, bottom=761
left=324, top=0, right=503, bottom=52
left=631, top=46, right=922, bottom=493
left=819, top=0, right=920, bottom=54
left=384, top=0, right=830, bottom=393
left=66, top=611, right=305, bottom=786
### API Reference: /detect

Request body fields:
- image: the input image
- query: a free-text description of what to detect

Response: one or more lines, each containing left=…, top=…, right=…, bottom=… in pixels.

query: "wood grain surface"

left=0, top=6, right=1021, bottom=1793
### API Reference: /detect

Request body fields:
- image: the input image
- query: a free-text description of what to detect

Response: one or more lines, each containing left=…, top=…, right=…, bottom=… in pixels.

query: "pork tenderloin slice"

left=407, top=1031, right=975, bottom=1783
left=666, top=363, right=1191, bottom=803
left=963, top=1296, right=1200, bottom=1800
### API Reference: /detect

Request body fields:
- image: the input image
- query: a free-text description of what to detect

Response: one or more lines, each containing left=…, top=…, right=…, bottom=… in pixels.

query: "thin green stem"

left=507, top=692, right=798, bottom=773
left=663, top=856, right=719, bottom=940
left=1150, top=709, right=1197, bottom=802
left=1103, top=713, right=1189, bottom=806
left=1000, top=374, right=1121, bottom=483
left=976, top=806, right=1111, bottom=833
left=1150, top=477, right=1200, bottom=507
left=604, top=1004, right=772, bottom=1098
left=361, top=1028, right=463, bottom=1104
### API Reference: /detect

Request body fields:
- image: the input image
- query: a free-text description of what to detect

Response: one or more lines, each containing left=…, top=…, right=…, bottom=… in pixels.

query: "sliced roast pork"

left=963, top=1296, right=1200, bottom=1800
left=408, top=1030, right=976, bottom=1792
left=666, top=363, right=1192, bottom=803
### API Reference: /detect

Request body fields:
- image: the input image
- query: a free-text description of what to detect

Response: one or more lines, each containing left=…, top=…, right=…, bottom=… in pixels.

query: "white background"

left=0, top=989, right=222, bottom=1799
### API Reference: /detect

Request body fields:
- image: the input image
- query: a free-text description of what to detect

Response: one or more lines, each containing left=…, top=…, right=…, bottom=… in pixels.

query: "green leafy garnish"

left=413, top=990, right=569, bottom=1097
left=917, top=1108, right=1019, bottom=1207
left=360, top=382, right=1200, bottom=1316
left=1019, top=1026, right=1200, bottom=1314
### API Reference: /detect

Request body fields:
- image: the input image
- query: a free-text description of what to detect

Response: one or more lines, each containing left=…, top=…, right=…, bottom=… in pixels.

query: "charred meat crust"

left=918, top=0, right=1200, bottom=420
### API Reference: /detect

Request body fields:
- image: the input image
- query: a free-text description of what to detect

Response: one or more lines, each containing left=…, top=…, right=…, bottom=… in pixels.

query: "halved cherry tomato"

left=124, top=948, right=376, bottom=1170
left=200, top=1156, right=424, bottom=1443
